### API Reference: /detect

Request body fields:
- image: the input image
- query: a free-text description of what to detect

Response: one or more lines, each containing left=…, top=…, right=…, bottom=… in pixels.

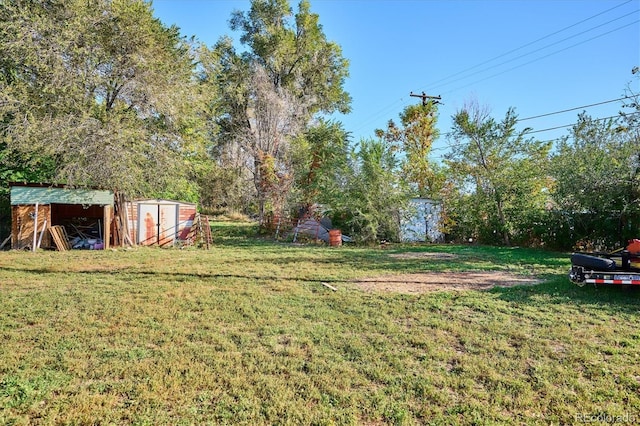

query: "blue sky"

left=151, top=0, right=639, bottom=158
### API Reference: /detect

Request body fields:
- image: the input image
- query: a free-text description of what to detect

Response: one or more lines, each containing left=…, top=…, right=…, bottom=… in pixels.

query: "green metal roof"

left=10, top=185, right=114, bottom=206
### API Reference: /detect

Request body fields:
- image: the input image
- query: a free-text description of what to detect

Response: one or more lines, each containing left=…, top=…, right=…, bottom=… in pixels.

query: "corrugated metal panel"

left=127, top=199, right=197, bottom=245
left=134, top=199, right=197, bottom=207
left=10, top=186, right=114, bottom=206
left=400, top=198, right=444, bottom=243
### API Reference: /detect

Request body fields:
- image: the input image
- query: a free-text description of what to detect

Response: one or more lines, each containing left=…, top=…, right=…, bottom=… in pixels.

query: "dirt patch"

left=354, top=271, right=541, bottom=294
left=388, top=252, right=458, bottom=260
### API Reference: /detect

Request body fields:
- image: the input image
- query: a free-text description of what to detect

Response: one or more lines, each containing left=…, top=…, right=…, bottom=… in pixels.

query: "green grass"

left=0, top=221, right=638, bottom=425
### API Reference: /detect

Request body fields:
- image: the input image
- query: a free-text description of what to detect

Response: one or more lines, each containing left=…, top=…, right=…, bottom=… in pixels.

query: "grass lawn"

left=1, top=221, right=638, bottom=425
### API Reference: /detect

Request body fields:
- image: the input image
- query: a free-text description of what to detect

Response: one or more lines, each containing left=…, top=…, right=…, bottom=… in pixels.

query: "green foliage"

left=198, top=163, right=252, bottom=213
left=196, top=39, right=253, bottom=211
left=201, top=0, right=352, bottom=223
left=335, top=138, right=409, bottom=243
left=445, top=105, right=552, bottom=246
left=291, top=119, right=350, bottom=209
left=377, top=101, right=441, bottom=198
left=548, top=112, right=640, bottom=250
left=3, top=0, right=636, bottom=252
left=230, top=0, right=351, bottom=116
left=0, top=0, right=206, bottom=198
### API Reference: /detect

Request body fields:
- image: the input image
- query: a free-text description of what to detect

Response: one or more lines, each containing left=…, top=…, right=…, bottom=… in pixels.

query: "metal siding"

left=10, top=186, right=113, bottom=206
left=133, top=200, right=197, bottom=245
left=158, top=204, right=178, bottom=246
left=138, top=203, right=159, bottom=246
left=178, top=205, right=196, bottom=240
left=400, top=198, right=444, bottom=243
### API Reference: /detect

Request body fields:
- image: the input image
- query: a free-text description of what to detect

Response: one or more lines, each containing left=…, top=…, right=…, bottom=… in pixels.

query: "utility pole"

left=410, top=91, right=441, bottom=106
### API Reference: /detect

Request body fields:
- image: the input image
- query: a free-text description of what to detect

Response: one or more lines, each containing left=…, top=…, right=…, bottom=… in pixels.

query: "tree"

left=243, top=64, right=305, bottom=223
left=0, top=0, right=205, bottom=198
left=549, top=112, right=640, bottom=249
left=201, top=57, right=306, bottom=223
left=230, top=0, right=351, bottom=116
left=292, top=119, right=350, bottom=209
left=547, top=69, right=640, bottom=250
left=445, top=103, right=552, bottom=245
left=203, top=0, right=351, bottom=223
left=196, top=38, right=253, bottom=212
left=338, top=137, right=408, bottom=243
left=376, top=101, right=441, bottom=198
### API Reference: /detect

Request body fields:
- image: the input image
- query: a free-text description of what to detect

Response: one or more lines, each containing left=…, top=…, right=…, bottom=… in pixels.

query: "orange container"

left=627, top=239, right=640, bottom=255
left=328, top=229, right=342, bottom=247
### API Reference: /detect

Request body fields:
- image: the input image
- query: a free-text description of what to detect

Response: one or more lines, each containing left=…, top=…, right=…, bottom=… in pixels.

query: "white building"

left=400, top=198, right=444, bottom=243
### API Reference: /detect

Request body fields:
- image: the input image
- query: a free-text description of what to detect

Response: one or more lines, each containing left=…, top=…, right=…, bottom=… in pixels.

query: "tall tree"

left=230, top=0, right=351, bottom=116
left=376, top=101, right=441, bottom=198
left=243, top=64, right=306, bottom=222
left=196, top=38, right=253, bottom=212
left=0, top=0, right=205, bottom=198
left=446, top=103, right=551, bottom=245
left=204, top=0, right=351, bottom=223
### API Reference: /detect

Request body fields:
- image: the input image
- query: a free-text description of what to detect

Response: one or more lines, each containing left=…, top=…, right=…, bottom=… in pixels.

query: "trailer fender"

left=570, top=253, right=616, bottom=271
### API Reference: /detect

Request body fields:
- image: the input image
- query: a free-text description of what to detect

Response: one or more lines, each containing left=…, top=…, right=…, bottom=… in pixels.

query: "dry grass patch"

left=388, top=252, right=459, bottom=260
left=355, top=271, right=542, bottom=294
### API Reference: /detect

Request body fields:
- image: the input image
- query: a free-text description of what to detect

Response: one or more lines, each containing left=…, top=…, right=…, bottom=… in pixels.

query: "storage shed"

left=124, top=199, right=196, bottom=246
left=10, top=183, right=114, bottom=250
left=400, top=198, right=444, bottom=243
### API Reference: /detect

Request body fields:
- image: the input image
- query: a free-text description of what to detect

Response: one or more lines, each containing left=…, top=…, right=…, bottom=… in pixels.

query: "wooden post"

left=409, top=91, right=441, bottom=106
left=103, top=205, right=112, bottom=249
left=37, top=218, right=47, bottom=249
left=32, top=202, right=38, bottom=252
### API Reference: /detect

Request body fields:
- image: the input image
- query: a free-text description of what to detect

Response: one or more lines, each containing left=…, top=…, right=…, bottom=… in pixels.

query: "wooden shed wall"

left=9, top=184, right=115, bottom=250
left=11, top=205, right=52, bottom=249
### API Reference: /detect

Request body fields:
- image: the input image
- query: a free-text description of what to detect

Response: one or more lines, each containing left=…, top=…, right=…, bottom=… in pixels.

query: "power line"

left=441, top=19, right=639, bottom=96
left=518, top=96, right=632, bottom=121
left=434, top=11, right=639, bottom=94
left=524, top=113, right=636, bottom=134
left=428, top=111, right=639, bottom=157
left=351, top=98, right=406, bottom=135
left=350, top=1, right=638, bottom=138
left=428, top=98, right=630, bottom=151
left=422, top=0, right=634, bottom=91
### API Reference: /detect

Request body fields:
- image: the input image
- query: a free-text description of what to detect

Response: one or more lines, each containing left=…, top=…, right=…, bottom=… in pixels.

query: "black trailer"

left=569, top=251, right=640, bottom=287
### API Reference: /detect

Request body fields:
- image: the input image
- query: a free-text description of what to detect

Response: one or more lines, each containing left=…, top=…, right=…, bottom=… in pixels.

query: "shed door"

left=158, top=204, right=178, bottom=246
left=138, top=203, right=178, bottom=246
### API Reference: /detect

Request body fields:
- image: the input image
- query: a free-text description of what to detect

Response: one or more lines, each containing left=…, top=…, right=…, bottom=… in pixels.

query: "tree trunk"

left=254, top=157, right=266, bottom=226
left=495, top=194, right=510, bottom=246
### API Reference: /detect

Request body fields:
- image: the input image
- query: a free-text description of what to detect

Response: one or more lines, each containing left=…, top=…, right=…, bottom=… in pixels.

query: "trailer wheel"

left=570, top=253, right=616, bottom=271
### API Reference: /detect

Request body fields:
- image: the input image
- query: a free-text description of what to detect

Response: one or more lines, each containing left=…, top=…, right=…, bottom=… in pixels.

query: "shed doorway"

left=9, top=183, right=114, bottom=250
left=138, top=203, right=178, bottom=246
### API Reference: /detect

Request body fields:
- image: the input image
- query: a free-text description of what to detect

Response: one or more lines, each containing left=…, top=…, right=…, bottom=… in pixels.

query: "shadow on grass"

left=254, top=247, right=569, bottom=276
left=0, top=265, right=346, bottom=285
left=491, top=274, right=640, bottom=313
